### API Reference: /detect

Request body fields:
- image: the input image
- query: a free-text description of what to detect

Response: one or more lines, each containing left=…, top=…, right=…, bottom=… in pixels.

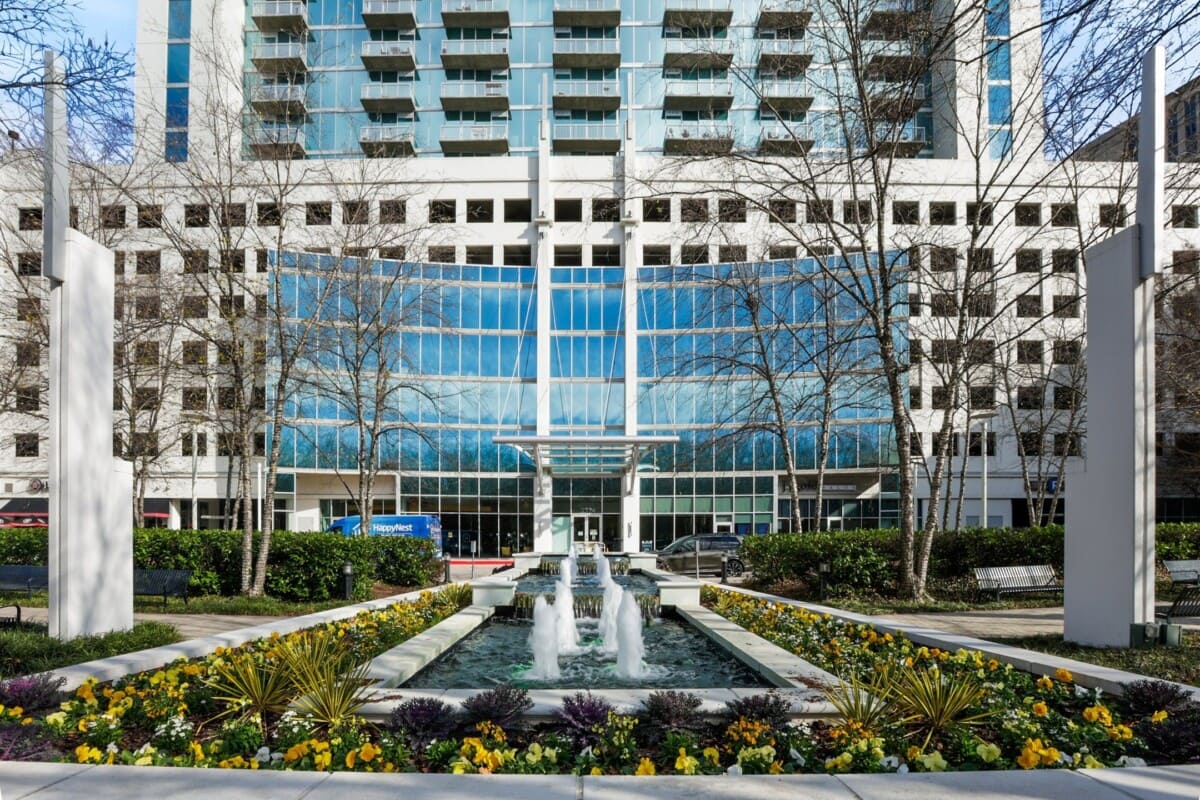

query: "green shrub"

left=0, top=528, right=442, bottom=602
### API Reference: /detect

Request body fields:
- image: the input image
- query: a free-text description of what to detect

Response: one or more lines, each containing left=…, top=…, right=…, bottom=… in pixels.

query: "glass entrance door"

left=572, top=514, right=601, bottom=550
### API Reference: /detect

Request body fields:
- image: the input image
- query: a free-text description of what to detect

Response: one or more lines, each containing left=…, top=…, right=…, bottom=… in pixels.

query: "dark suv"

left=656, top=534, right=744, bottom=576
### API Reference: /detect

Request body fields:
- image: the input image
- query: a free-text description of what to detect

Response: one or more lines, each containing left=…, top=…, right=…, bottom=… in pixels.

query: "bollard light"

left=720, top=553, right=729, bottom=584
left=818, top=560, right=831, bottom=602
left=443, top=553, right=453, bottom=584
left=342, top=560, right=354, bottom=601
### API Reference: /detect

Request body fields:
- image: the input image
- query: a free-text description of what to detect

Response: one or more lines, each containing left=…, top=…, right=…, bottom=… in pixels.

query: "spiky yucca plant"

left=890, top=668, right=996, bottom=750
left=274, top=632, right=376, bottom=730
left=822, top=674, right=894, bottom=736
left=204, top=653, right=296, bottom=727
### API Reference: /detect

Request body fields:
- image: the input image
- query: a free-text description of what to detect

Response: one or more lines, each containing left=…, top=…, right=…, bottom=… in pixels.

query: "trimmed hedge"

left=740, top=523, right=1200, bottom=594
left=0, top=528, right=442, bottom=601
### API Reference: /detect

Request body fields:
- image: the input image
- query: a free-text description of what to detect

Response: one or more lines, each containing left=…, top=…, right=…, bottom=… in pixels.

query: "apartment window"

left=908, top=293, right=921, bottom=316
left=135, top=341, right=160, bottom=365
left=468, top=199, right=495, bottom=223
left=554, top=245, right=582, bottom=266
left=136, top=251, right=161, bottom=275
left=967, top=248, right=994, bottom=272
left=1050, top=203, right=1078, bottom=227
left=844, top=200, right=872, bottom=224
left=806, top=199, right=833, bottom=223
left=504, top=199, right=531, bottom=222
left=681, top=246, right=708, bottom=265
left=466, top=246, right=493, bottom=265
left=1052, top=339, right=1081, bottom=364
left=643, top=198, right=671, bottom=222
left=217, top=432, right=238, bottom=457
left=219, top=294, right=245, bottom=317
left=100, top=204, right=126, bottom=229
left=306, top=202, right=332, bottom=225
left=1099, top=203, right=1126, bottom=227
left=901, top=383, right=920, bottom=410
left=768, top=199, right=796, bottom=223
left=928, top=246, right=957, bottom=272
left=1017, top=339, right=1043, bottom=364
left=17, top=252, right=40, bottom=276
left=182, top=249, right=208, bottom=274
left=909, top=340, right=923, bottom=364
left=16, top=298, right=42, bottom=324
left=929, top=340, right=955, bottom=363
left=380, top=199, right=406, bottom=224
left=256, top=202, right=282, bottom=226
left=343, top=200, right=369, bottom=225
left=681, top=198, right=709, bottom=223
left=1051, top=249, right=1078, bottom=274
left=1019, top=432, right=1043, bottom=456
left=15, top=342, right=38, bottom=367
left=969, top=385, right=996, bottom=409
left=379, top=246, right=406, bottom=261
left=133, top=387, right=160, bottom=412
left=217, top=386, right=236, bottom=410
left=18, top=207, right=42, bottom=230
left=643, top=246, right=671, bottom=266
left=1015, top=249, right=1041, bottom=273
left=1172, top=250, right=1199, bottom=274
left=1016, top=294, right=1041, bottom=317
left=219, top=249, right=245, bottom=273
left=718, top=245, right=746, bottom=262
left=892, top=201, right=919, bottom=225
left=929, top=293, right=957, bottom=316
left=966, top=202, right=994, bottom=226
left=1054, top=432, right=1082, bottom=456
left=718, top=198, right=746, bottom=222
left=428, top=246, right=456, bottom=263
left=932, top=432, right=960, bottom=457
left=428, top=200, right=455, bottom=223
left=592, top=198, right=620, bottom=222
left=554, top=199, right=581, bottom=222
left=181, top=296, right=208, bottom=319
left=1017, top=386, right=1043, bottom=409
left=137, top=205, right=163, bottom=228
left=136, top=296, right=161, bottom=319
left=966, top=340, right=996, bottom=365
left=253, top=386, right=267, bottom=409
left=768, top=246, right=797, bottom=259
left=1053, top=386, right=1081, bottom=410
left=910, top=432, right=924, bottom=456
left=184, top=204, right=209, bottom=227
left=343, top=248, right=370, bottom=260
left=1014, top=203, right=1041, bottom=226
left=592, top=245, right=620, bottom=267
left=964, top=431, right=995, bottom=457
left=503, top=245, right=532, bottom=265
left=929, top=201, right=956, bottom=225
left=255, top=294, right=268, bottom=318
left=219, top=202, right=246, bottom=227
left=931, top=386, right=951, bottom=409
left=15, top=386, right=38, bottom=412
left=1052, top=294, right=1079, bottom=318
left=182, top=432, right=207, bottom=457
left=114, top=252, right=126, bottom=273
left=14, top=433, right=38, bottom=458
left=1172, top=204, right=1199, bottom=228
left=967, top=293, right=995, bottom=317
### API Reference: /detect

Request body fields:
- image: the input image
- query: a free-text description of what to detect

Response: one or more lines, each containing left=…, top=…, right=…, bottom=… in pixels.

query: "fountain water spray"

left=613, top=590, right=646, bottom=679
left=597, top=555, right=622, bottom=653
left=554, top=576, right=580, bottom=653
left=527, top=596, right=561, bottom=680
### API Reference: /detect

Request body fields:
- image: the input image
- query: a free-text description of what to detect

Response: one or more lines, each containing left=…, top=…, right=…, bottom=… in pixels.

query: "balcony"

left=552, top=79, right=620, bottom=110
left=249, top=84, right=306, bottom=116
left=441, top=0, right=509, bottom=27
left=874, top=123, right=927, bottom=156
left=663, top=38, right=734, bottom=69
left=360, top=40, right=416, bottom=70
left=360, top=125, right=416, bottom=157
left=251, top=42, right=307, bottom=74
left=864, top=0, right=929, bottom=37
left=251, top=1, right=306, bottom=32
left=758, top=78, right=814, bottom=112
left=862, top=38, right=925, bottom=81
left=248, top=126, right=305, bottom=159
left=663, top=0, right=733, bottom=27
left=758, top=1, right=812, bottom=30
left=663, top=79, right=734, bottom=111
left=552, top=122, right=621, bottom=153
left=758, top=38, right=813, bottom=72
left=552, top=37, right=621, bottom=68
left=759, top=123, right=814, bottom=155
left=865, top=81, right=926, bottom=120
left=360, top=82, right=416, bottom=112
left=664, top=123, right=734, bottom=155
left=361, top=0, right=416, bottom=27
left=441, top=80, right=509, bottom=111
left=440, top=122, right=508, bottom=154
left=441, top=39, right=509, bottom=69
left=552, top=0, right=620, bottom=26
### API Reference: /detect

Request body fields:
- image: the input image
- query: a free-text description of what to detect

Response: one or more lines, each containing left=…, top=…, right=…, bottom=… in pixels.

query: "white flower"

left=255, top=747, right=271, bottom=763
left=880, top=755, right=900, bottom=769
left=106, top=743, right=119, bottom=754
left=579, top=746, right=593, bottom=759
left=726, top=764, right=743, bottom=776
left=897, top=764, right=909, bottom=774
left=271, top=751, right=284, bottom=764
left=1116, top=756, right=1147, bottom=768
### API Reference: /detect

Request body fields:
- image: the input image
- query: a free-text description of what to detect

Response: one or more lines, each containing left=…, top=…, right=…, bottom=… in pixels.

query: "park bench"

left=133, top=568, right=192, bottom=607
left=0, top=565, right=49, bottom=597
left=973, top=565, right=1063, bottom=600
left=1156, top=586, right=1200, bottom=623
left=1162, top=559, right=1200, bottom=588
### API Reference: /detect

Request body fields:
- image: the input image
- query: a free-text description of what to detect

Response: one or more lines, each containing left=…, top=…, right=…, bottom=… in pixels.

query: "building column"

left=620, top=82, right=642, bottom=554
left=532, top=87, right=555, bottom=553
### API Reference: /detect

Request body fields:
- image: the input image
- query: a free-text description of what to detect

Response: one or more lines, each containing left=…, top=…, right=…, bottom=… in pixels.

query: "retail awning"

left=143, top=499, right=170, bottom=520
left=492, top=435, right=678, bottom=493
left=0, top=498, right=48, bottom=517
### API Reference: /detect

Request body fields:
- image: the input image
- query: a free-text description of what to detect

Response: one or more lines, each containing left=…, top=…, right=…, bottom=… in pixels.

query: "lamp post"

left=818, top=560, right=831, bottom=601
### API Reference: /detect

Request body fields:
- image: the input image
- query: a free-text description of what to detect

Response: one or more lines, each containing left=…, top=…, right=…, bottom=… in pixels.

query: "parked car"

left=656, top=534, right=744, bottom=576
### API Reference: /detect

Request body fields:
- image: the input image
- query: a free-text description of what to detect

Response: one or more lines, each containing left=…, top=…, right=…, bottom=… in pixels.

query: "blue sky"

left=78, top=0, right=138, bottom=53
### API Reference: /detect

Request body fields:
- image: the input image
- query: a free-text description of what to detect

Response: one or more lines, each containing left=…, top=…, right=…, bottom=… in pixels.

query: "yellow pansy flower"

left=635, top=757, right=656, bottom=776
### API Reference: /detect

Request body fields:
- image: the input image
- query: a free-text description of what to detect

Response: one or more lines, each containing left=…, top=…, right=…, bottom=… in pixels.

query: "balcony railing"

left=360, top=40, right=416, bottom=69
left=664, top=79, right=735, bottom=110
left=360, top=82, right=416, bottom=111
left=361, top=0, right=417, bottom=26
left=552, top=0, right=620, bottom=24
left=250, top=84, right=306, bottom=114
left=553, top=79, right=620, bottom=100
left=359, top=125, right=416, bottom=156
left=251, top=1, right=307, bottom=31
left=552, top=122, right=621, bottom=152
left=440, top=122, right=509, bottom=152
left=441, top=81, right=508, bottom=100
left=248, top=126, right=305, bottom=158
left=251, top=42, right=307, bottom=72
left=664, top=122, right=735, bottom=154
left=441, top=0, right=509, bottom=25
left=663, top=37, right=735, bottom=66
left=441, top=39, right=510, bottom=67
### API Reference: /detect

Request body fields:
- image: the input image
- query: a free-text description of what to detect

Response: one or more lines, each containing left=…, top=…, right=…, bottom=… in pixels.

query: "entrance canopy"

left=492, top=435, right=679, bottom=491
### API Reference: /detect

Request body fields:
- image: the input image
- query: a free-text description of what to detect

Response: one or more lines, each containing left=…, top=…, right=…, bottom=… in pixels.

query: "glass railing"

left=360, top=41, right=416, bottom=60
left=249, top=126, right=305, bottom=147
left=664, top=38, right=735, bottom=57
left=441, top=0, right=508, bottom=14
left=761, top=123, right=814, bottom=142
left=553, top=122, right=621, bottom=140
left=251, top=1, right=306, bottom=19
left=665, top=79, right=734, bottom=97
left=251, top=84, right=305, bottom=104
left=360, top=125, right=415, bottom=143
left=361, top=83, right=416, bottom=102
left=553, top=0, right=620, bottom=11
left=664, top=0, right=732, bottom=11
left=441, top=81, right=509, bottom=99
left=552, top=80, right=620, bottom=98
left=866, top=81, right=927, bottom=101
left=440, top=122, right=509, bottom=141
left=251, top=43, right=306, bottom=64
left=664, top=122, right=734, bottom=139
left=552, top=38, right=620, bottom=55
left=441, top=39, right=509, bottom=57
left=758, top=39, right=812, bottom=57
left=759, top=78, right=813, bottom=98
left=362, top=0, right=416, bottom=16
left=875, top=124, right=927, bottom=143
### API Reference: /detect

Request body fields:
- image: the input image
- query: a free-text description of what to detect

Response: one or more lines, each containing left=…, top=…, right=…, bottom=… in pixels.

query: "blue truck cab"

left=326, top=514, right=443, bottom=549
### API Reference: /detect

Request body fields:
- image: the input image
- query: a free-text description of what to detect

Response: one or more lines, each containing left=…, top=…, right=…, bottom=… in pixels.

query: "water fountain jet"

left=614, top=590, right=646, bottom=679
left=555, top=576, right=580, bottom=653
left=527, top=596, right=560, bottom=680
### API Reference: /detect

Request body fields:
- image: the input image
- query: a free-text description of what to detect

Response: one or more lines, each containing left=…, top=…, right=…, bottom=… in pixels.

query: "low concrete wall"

left=364, top=605, right=494, bottom=688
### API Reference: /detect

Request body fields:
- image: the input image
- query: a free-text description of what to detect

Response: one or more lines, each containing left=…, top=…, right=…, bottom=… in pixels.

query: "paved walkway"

left=877, top=605, right=1200, bottom=639
left=13, top=606, right=284, bottom=640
